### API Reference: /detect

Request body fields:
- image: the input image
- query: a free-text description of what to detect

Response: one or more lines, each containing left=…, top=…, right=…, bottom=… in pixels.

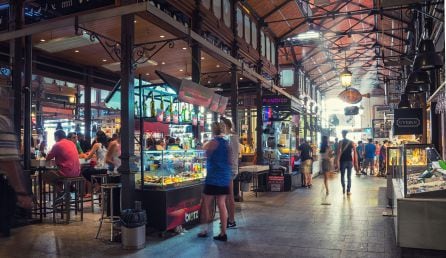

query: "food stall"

left=105, top=71, right=227, bottom=232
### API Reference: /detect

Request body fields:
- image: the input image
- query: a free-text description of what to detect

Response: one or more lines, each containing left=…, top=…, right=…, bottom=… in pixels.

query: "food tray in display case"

left=403, top=144, right=446, bottom=197
left=136, top=150, right=206, bottom=189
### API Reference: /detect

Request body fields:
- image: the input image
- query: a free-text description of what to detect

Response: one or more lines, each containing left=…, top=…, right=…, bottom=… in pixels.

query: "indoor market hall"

left=0, top=0, right=445, bottom=258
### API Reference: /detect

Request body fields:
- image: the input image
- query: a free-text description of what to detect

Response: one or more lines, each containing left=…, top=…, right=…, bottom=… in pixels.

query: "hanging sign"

left=393, top=108, right=423, bottom=135
left=178, top=79, right=214, bottom=108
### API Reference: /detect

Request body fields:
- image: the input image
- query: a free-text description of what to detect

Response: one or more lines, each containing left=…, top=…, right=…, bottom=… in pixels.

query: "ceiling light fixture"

left=339, top=52, right=352, bottom=87
left=161, top=62, right=165, bottom=65
left=74, top=50, right=79, bottom=53
left=102, top=59, right=107, bottom=62
left=216, top=64, right=220, bottom=68
left=405, top=70, right=430, bottom=93
left=40, top=39, right=46, bottom=42
left=179, top=69, right=183, bottom=72
left=160, top=35, right=165, bottom=38
left=182, top=47, right=187, bottom=50
left=413, top=39, right=443, bottom=70
left=397, top=93, right=411, bottom=109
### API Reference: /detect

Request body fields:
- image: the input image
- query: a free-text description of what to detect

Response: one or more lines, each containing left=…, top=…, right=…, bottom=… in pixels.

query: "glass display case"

left=136, top=150, right=206, bottom=189
left=402, top=144, right=446, bottom=197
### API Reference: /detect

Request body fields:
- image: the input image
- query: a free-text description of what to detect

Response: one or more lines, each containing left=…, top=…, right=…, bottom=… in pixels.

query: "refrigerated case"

left=399, top=144, right=445, bottom=197
left=391, top=144, right=446, bottom=251
left=135, top=150, right=206, bottom=232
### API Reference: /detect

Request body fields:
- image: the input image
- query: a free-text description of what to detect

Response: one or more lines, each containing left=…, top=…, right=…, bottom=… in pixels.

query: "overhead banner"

left=262, top=95, right=301, bottom=113
left=178, top=79, right=214, bottom=108
left=393, top=108, right=423, bottom=135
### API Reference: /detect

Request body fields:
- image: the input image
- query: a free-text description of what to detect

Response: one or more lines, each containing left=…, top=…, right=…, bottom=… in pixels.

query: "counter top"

left=239, top=165, right=269, bottom=173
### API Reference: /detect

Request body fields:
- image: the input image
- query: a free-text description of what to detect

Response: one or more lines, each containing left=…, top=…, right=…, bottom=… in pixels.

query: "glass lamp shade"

left=340, top=67, right=352, bottom=87
left=397, top=94, right=411, bottom=108
left=405, top=70, right=430, bottom=93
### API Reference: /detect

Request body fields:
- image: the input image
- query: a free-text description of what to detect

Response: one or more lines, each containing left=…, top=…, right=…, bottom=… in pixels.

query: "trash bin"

left=121, top=203, right=147, bottom=250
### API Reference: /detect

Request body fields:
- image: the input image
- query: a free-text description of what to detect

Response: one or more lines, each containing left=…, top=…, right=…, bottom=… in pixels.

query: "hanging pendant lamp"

left=414, top=39, right=443, bottom=70
left=397, top=93, right=411, bottom=108
left=405, top=70, right=430, bottom=93
left=340, top=51, right=352, bottom=87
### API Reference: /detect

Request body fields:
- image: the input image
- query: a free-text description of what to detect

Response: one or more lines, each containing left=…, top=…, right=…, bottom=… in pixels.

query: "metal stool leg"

left=110, top=189, right=114, bottom=242
left=65, top=182, right=70, bottom=224
left=95, top=187, right=106, bottom=239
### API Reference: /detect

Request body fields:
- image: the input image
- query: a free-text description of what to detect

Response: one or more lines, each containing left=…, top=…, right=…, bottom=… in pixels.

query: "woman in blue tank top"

left=198, top=122, right=231, bottom=241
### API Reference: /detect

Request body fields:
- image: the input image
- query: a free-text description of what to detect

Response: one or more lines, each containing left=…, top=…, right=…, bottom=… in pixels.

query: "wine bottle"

left=181, top=103, right=186, bottom=122
left=169, top=96, right=174, bottom=120
left=134, top=101, right=139, bottom=117
left=150, top=92, right=155, bottom=117
left=143, top=98, right=147, bottom=118
left=185, top=104, right=190, bottom=122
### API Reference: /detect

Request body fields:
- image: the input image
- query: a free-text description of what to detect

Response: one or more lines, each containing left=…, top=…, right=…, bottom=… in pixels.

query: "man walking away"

left=337, top=130, right=358, bottom=195
left=364, top=139, right=376, bottom=176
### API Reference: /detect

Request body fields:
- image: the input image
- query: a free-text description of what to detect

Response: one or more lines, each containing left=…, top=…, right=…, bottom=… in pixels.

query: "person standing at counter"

left=198, top=122, right=231, bottom=242
left=220, top=116, right=239, bottom=229
left=298, top=140, right=313, bottom=188
left=364, top=139, right=376, bottom=176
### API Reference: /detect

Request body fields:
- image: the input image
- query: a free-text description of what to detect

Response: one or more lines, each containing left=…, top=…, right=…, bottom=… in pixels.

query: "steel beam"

left=261, top=0, right=292, bottom=20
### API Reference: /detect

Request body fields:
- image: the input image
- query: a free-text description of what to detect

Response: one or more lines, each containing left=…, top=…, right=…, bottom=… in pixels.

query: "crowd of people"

left=296, top=130, right=393, bottom=198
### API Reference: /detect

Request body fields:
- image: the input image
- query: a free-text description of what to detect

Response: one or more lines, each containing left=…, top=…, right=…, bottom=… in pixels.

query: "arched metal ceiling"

left=244, top=0, right=443, bottom=97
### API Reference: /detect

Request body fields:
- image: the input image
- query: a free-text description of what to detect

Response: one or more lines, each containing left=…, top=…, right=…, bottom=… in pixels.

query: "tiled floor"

left=1, top=173, right=445, bottom=257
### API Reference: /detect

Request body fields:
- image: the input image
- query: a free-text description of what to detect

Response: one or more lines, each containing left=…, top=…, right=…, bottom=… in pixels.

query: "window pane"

left=237, top=8, right=243, bottom=38
left=266, top=37, right=271, bottom=60
left=271, top=43, right=276, bottom=65
left=223, top=0, right=231, bottom=28
left=261, top=31, right=265, bottom=57
left=280, top=69, right=294, bottom=87
left=202, top=0, right=210, bottom=9
left=251, top=20, right=257, bottom=49
left=213, top=0, right=221, bottom=19
left=244, top=15, right=250, bottom=44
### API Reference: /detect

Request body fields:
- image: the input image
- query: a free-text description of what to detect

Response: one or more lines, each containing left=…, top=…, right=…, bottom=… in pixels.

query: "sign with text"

left=262, top=95, right=291, bottom=107
left=393, top=108, right=423, bottom=135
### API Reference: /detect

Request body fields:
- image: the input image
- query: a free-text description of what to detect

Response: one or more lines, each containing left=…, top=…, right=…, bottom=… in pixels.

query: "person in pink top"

left=44, top=130, right=80, bottom=184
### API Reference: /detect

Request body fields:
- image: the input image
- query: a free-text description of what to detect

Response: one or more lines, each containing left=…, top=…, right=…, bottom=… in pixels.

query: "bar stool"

left=90, top=174, right=108, bottom=212
left=96, top=183, right=122, bottom=241
left=53, top=176, right=85, bottom=224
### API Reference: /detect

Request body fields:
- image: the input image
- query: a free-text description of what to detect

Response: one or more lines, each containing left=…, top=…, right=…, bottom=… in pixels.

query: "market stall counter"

left=135, top=150, right=206, bottom=232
